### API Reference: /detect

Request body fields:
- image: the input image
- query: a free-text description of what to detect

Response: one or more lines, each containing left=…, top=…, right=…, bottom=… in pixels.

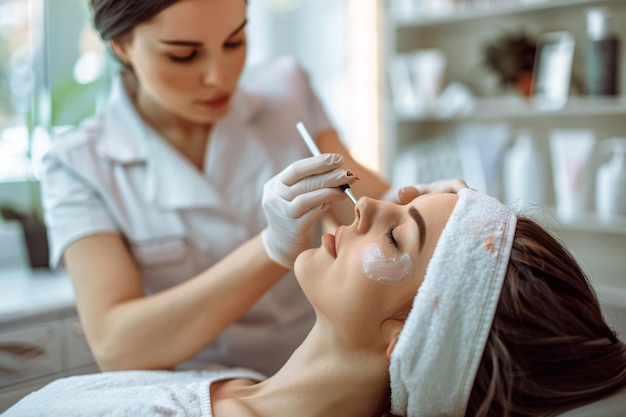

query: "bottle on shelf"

left=502, top=129, right=547, bottom=207
left=585, top=7, right=620, bottom=97
left=596, top=138, right=626, bottom=224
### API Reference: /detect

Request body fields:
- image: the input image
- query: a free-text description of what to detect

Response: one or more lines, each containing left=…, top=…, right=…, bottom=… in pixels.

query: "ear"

left=383, top=319, right=404, bottom=360
left=109, top=39, right=130, bottom=65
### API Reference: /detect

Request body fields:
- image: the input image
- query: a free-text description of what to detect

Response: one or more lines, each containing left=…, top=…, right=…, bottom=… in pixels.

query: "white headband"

left=390, top=188, right=517, bottom=417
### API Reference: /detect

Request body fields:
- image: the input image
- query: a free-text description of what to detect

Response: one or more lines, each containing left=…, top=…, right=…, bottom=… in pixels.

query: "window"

left=0, top=0, right=39, bottom=182
left=0, top=0, right=108, bottom=183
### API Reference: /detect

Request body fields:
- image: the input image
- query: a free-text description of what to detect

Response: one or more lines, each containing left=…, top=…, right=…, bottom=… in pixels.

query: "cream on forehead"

left=362, top=243, right=413, bottom=284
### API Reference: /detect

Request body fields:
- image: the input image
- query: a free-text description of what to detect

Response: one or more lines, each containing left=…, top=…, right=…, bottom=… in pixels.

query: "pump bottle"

left=503, top=129, right=546, bottom=206
left=596, top=138, right=626, bottom=223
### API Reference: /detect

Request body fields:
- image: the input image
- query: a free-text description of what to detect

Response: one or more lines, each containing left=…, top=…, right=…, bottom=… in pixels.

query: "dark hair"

left=90, top=0, right=248, bottom=41
left=466, top=217, right=626, bottom=416
left=90, top=0, right=180, bottom=41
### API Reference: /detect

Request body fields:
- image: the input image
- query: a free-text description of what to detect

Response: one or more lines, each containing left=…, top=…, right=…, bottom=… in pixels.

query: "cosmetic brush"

left=296, top=122, right=358, bottom=206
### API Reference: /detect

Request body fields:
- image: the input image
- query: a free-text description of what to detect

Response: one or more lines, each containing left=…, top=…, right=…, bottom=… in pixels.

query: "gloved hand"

left=382, top=178, right=468, bottom=204
left=262, top=153, right=358, bottom=268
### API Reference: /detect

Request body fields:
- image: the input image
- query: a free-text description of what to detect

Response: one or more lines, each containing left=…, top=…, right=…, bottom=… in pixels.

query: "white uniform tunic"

left=41, top=57, right=331, bottom=374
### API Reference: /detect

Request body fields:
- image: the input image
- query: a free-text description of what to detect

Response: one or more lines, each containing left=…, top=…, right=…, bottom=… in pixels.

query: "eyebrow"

left=409, top=206, right=426, bottom=253
left=159, top=19, right=248, bottom=46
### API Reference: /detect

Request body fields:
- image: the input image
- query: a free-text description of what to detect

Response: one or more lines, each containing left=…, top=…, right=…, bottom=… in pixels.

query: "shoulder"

left=43, top=119, right=104, bottom=167
left=239, top=56, right=313, bottom=102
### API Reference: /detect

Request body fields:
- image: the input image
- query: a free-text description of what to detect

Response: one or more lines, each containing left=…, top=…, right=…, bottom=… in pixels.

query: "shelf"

left=384, top=0, right=626, bottom=318
left=395, top=96, right=626, bottom=122
left=393, top=0, right=621, bottom=28
left=553, top=210, right=626, bottom=235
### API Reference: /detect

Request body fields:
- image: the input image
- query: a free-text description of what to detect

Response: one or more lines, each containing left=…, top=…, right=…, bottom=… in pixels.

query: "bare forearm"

left=89, top=235, right=287, bottom=371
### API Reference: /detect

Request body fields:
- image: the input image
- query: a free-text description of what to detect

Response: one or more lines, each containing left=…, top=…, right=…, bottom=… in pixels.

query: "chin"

left=293, top=251, right=307, bottom=281
left=181, top=106, right=229, bottom=125
left=293, top=247, right=319, bottom=282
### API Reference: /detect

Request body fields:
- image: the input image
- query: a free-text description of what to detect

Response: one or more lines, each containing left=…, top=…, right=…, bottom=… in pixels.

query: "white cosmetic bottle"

left=503, top=129, right=546, bottom=206
left=596, top=138, right=626, bottom=223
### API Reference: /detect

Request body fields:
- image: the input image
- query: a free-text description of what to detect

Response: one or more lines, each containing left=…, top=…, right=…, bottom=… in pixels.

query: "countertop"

left=0, top=260, right=75, bottom=329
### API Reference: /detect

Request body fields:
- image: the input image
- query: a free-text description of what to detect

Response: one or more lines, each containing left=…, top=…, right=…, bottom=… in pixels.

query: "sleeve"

left=41, top=145, right=118, bottom=268
left=298, top=68, right=334, bottom=133
left=242, top=57, right=334, bottom=139
left=290, top=60, right=334, bottom=137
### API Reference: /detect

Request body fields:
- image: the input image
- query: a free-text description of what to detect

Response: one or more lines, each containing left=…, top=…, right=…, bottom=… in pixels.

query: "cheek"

left=132, top=53, right=191, bottom=94
left=151, top=71, right=188, bottom=97
left=228, top=47, right=247, bottom=81
left=361, top=243, right=413, bottom=284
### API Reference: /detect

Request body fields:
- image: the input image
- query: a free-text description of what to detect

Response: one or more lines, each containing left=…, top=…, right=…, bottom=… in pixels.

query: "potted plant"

left=482, top=30, right=537, bottom=97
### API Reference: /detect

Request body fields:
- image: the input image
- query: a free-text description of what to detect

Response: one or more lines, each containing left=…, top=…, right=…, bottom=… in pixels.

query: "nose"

left=355, top=197, right=376, bottom=233
left=201, top=55, right=229, bottom=87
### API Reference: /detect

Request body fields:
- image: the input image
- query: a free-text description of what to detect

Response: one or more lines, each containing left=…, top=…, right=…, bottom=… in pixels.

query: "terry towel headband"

left=390, top=188, right=517, bottom=417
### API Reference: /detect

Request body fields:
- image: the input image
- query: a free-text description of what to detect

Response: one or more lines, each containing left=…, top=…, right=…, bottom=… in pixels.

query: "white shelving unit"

left=381, top=0, right=626, bottom=291
left=396, top=96, right=626, bottom=122
left=393, top=0, right=619, bottom=27
left=556, top=210, right=626, bottom=235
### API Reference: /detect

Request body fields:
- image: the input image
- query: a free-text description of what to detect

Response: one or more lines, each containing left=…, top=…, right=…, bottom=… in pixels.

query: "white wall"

left=247, top=0, right=349, bottom=139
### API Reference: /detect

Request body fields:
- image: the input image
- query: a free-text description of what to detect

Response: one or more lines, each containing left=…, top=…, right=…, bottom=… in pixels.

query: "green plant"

left=482, top=30, right=537, bottom=88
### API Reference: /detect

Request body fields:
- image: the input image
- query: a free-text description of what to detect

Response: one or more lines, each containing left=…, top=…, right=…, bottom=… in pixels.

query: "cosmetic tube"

left=549, top=129, right=596, bottom=221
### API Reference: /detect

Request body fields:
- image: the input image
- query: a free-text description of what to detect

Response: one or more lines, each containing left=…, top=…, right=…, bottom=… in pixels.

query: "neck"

left=223, top=325, right=390, bottom=417
left=123, top=71, right=212, bottom=144
left=137, top=91, right=212, bottom=143
left=127, top=79, right=211, bottom=170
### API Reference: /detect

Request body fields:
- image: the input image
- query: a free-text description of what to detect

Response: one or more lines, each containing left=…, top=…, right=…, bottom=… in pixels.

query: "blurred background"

left=0, top=0, right=625, bottom=407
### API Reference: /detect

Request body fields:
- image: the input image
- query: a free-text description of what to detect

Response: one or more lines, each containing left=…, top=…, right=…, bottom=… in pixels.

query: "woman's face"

left=295, top=193, right=458, bottom=350
left=111, top=0, right=247, bottom=125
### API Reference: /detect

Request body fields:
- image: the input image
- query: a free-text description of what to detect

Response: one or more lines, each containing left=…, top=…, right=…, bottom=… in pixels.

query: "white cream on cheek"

left=361, top=243, right=413, bottom=284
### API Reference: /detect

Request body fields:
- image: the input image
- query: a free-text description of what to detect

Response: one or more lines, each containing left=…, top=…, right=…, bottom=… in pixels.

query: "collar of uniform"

left=144, top=129, right=223, bottom=209
left=97, top=72, right=264, bottom=164
left=96, top=71, right=265, bottom=209
left=229, top=85, right=265, bottom=125
left=143, top=84, right=266, bottom=209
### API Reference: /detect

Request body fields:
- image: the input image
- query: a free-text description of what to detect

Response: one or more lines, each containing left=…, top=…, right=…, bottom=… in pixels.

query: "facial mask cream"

left=361, top=243, right=413, bottom=284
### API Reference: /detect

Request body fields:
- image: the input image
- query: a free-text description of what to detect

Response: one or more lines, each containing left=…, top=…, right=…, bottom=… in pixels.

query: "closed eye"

left=387, top=226, right=399, bottom=249
left=169, top=51, right=197, bottom=62
left=225, top=39, right=245, bottom=49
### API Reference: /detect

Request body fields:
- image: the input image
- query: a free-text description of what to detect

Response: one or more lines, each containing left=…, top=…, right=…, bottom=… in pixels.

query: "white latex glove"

left=262, top=153, right=358, bottom=268
left=383, top=178, right=468, bottom=204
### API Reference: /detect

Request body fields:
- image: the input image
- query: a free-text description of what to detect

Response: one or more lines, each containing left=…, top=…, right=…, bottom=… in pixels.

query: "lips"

left=321, top=226, right=344, bottom=259
left=321, top=233, right=337, bottom=258
left=199, top=94, right=230, bottom=109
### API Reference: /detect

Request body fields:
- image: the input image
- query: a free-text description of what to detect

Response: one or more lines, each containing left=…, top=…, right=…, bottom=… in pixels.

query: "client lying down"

left=6, top=189, right=626, bottom=416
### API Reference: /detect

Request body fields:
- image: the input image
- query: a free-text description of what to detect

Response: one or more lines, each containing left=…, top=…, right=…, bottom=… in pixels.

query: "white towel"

left=389, top=188, right=517, bottom=417
left=3, top=368, right=265, bottom=417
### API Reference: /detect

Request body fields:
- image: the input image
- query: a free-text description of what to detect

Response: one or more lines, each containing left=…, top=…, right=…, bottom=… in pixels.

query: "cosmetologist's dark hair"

left=90, top=0, right=180, bottom=41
